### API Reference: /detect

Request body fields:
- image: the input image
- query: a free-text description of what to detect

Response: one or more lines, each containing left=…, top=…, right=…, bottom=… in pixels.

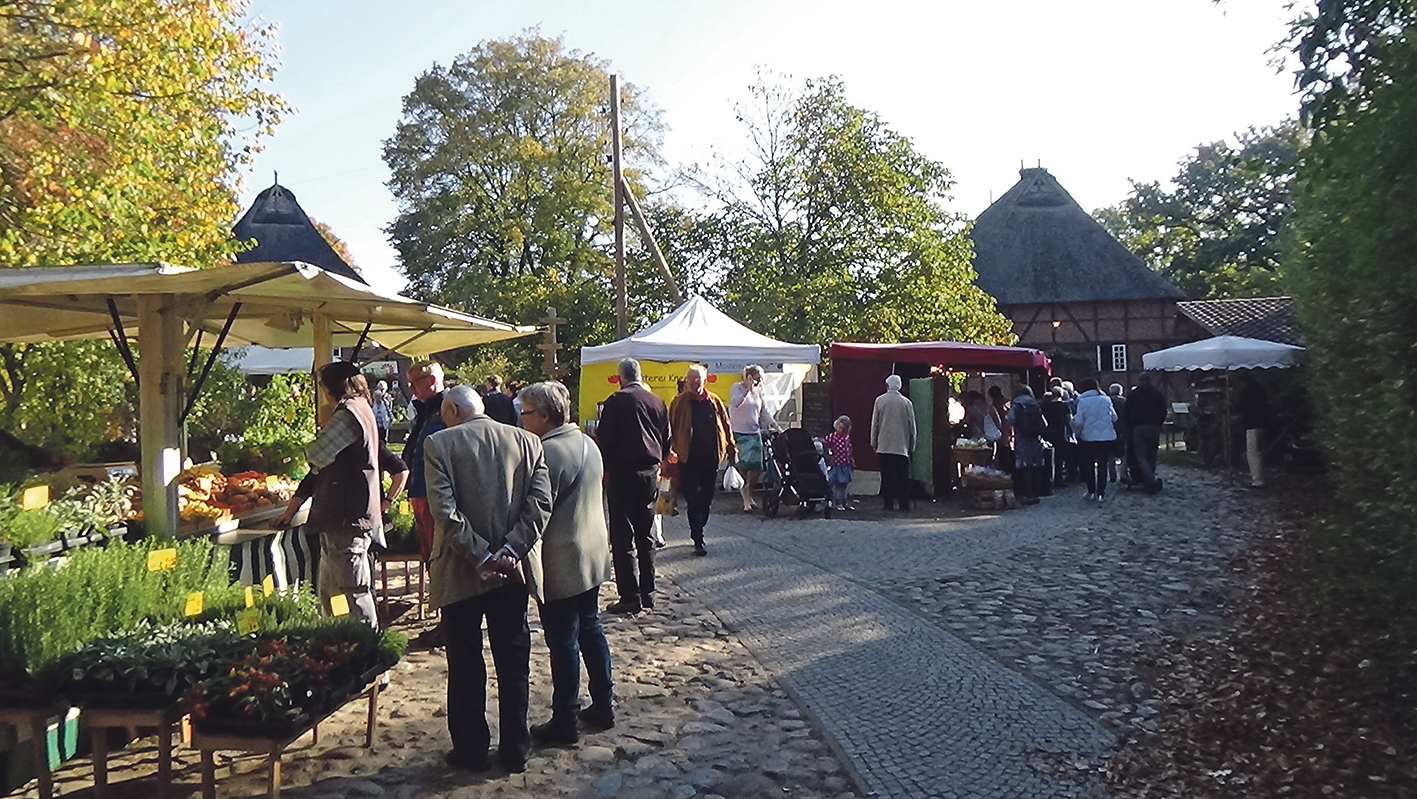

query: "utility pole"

left=609, top=74, right=684, bottom=328
left=610, top=75, right=627, bottom=338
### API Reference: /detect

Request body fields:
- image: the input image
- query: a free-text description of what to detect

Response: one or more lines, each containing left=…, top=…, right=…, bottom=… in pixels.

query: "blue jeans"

left=539, top=586, right=614, bottom=719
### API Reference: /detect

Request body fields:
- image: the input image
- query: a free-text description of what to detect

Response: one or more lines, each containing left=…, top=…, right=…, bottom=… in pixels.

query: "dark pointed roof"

left=232, top=183, right=366, bottom=284
left=970, top=167, right=1182, bottom=305
left=1177, top=296, right=1301, bottom=345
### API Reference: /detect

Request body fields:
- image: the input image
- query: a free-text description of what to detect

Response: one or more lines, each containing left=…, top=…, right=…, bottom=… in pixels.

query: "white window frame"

left=1110, top=343, right=1128, bottom=373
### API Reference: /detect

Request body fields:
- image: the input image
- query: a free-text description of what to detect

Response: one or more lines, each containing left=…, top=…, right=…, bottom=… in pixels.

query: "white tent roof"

left=225, top=347, right=314, bottom=375
left=581, top=295, right=820, bottom=366
left=1143, top=335, right=1304, bottom=371
left=0, top=261, right=534, bottom=356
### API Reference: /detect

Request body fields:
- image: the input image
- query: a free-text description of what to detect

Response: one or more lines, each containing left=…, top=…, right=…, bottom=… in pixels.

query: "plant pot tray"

left=192, top=673, right=387, bottom=799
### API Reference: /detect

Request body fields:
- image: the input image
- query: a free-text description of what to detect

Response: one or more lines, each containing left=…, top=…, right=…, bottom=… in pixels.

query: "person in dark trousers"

left=402, top=360, right=448, bottom=647
left=1236, top=374, right=1271, bottom=488
left=1122, top=372, right=1167, bottom=493
left=666, top=364, right=736, bottom=556
left=1005, top=385, right=1046, bottom=504
left=1041, top=388, right=1075, bottom=487
left=424, top=385, right=552, bottom=774
left=595, top=358, right=670, bottom=614
left=870, top=374, right=916, bottom=511
left=519, top=382, right=616, bottom=744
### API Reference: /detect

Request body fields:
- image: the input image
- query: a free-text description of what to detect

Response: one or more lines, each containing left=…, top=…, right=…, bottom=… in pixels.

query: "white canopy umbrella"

left=0, top=261, right=535, bottom=537
left=1143, top=335, right=1304, bottom=371
left=1142, top=335, right=1304, bottom=480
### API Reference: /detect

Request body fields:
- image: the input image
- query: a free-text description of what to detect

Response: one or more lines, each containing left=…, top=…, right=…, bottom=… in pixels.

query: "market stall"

left=1142, top=335, right=1305, bottom=473
left=0, top=260, right=535, bottom=539
left=828, top=341, right=1051, bottom=497
left=578, top=295, right=821, bottom=427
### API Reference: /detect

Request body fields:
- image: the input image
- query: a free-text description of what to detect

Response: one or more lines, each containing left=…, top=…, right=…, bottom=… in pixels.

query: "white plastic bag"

left=722, top=465, right=745, bottom=491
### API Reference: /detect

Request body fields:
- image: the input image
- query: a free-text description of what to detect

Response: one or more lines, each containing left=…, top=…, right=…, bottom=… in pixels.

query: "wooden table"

left=0, top=704, right=65, bottom=799
left=84, top=701, right=187, bottom=799
left=193, top=673, right=384, bottom=799
left=377, top=553, right=426, bottom=621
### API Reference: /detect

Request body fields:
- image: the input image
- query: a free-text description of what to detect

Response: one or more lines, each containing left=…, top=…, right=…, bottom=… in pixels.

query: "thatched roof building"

left=972, top=167, right=1182, bottom=304
left=232, top=182, right=365, bottom=285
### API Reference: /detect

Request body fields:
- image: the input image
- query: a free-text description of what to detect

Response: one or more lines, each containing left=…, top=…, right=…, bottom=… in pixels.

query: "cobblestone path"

left=657, top=496, right=1115, bottom=799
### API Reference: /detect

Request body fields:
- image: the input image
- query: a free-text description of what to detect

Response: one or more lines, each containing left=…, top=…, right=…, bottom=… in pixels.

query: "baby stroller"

left=762, top=428, right=834, bottom=519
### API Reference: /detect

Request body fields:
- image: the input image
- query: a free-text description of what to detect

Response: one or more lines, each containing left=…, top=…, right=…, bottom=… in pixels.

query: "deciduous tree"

left=383, top=32, right=667, bottom=387
left=0, top=0, right=287, bottom=452
left=700, top=74, right=1011, bottom=351
left=1095, top=121, right=1304, bottom=300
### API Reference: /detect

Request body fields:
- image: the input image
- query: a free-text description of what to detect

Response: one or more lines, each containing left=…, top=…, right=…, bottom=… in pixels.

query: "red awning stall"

left=828, top=342, right=1050, bottom=492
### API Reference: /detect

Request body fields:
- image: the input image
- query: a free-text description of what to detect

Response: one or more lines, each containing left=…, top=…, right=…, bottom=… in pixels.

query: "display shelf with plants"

left=190, top=620, right=407, bottom=736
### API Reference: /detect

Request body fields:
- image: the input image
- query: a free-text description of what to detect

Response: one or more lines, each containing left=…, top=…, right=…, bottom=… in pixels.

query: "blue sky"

left=238, top=0, right=1302, bottom=295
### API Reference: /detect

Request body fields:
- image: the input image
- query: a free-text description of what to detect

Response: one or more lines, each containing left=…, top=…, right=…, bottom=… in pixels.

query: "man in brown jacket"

left=666, top=365, right=736, bottom=556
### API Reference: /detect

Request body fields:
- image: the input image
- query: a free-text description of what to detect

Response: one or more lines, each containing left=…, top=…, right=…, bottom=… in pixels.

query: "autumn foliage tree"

left=0, top=0, right=287, bottom=454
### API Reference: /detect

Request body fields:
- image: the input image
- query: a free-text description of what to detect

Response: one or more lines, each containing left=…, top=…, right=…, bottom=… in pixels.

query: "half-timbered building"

left=970, top=167, right=1192, bottom=386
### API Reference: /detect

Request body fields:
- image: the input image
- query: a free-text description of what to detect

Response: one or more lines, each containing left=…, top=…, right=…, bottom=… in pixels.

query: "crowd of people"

left=278, top=355, right=1272, bottom=778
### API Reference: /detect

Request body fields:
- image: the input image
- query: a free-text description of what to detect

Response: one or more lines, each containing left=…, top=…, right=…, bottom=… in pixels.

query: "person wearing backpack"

left=1006, top=385, right=1047, bottom=504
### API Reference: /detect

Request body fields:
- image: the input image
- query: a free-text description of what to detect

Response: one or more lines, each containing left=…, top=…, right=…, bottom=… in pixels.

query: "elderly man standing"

left=517, top=382, right=616, bottom=744
left=870, top=374, right=916, bottom=511
left=595, top=358, right=670, bottom=614
left=424, top=384, right=553, bottom=774
left=667, top=364, right=736, bottom=557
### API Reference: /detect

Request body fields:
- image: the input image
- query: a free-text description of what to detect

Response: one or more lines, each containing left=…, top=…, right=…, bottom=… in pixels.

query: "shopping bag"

left=655, top=477, right=678, bottom=516
left=722, top=465, right=745, bottom=491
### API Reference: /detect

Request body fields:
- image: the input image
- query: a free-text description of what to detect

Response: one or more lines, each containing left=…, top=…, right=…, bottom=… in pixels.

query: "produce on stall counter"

left=131, top=464, right=299, bottom=524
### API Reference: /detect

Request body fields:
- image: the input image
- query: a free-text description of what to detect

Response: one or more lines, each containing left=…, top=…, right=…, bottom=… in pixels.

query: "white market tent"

left=578, top=295, right=821, bottom=425
left=1143, top=335, right=1304, bottom=371
left=226, top=347, right=315, bottom=375
left=581, top=295, right=821, bottom=365
left=0, top=261, right=535, bottom=537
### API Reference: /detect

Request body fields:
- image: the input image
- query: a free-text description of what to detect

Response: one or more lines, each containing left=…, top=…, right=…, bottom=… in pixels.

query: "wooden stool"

left=377, top=553, right=426, bottom=620
left=194, top=673, right=384, bottom=799
left=84, top=701, right=187, bottom=799
left=0, top=704, right=65, bottom=799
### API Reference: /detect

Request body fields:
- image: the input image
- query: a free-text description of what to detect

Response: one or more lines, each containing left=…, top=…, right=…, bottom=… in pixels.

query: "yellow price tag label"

left=184, top=592, right=204, bottom=617
left=244, top=586, right=256, bottom=608
left=147, top=548, right=178, bottom=571
left=328, top=593, right=350, bottom=617
left=21, top=485, right=49, bottom=510
left=235, top=607, right=260, bottom=635
left=261, top=574, right=275, bottom=596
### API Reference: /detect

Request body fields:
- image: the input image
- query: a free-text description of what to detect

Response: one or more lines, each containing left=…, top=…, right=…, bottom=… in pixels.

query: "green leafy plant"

left=51, top=620, right=248, bottom=702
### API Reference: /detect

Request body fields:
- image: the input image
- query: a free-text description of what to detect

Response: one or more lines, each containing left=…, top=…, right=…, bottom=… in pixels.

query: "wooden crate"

left=964, top=487, right=1018, bottom=511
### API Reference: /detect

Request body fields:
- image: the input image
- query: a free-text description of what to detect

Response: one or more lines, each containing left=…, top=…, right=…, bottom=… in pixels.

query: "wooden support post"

left=610, top=74, right=627, bottom=338
left=312, top=313, right=334, bottom=425
left=137, top=294, right=184, bottom=538
left=620, top=178, right=684, bottom=304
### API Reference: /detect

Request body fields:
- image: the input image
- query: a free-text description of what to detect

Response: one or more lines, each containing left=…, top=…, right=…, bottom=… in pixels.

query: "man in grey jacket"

left=424, top=385, right=553, bottom=774
left=518, top=382, right=616, bottom=745
left=870, top=374, right=917, bottom=511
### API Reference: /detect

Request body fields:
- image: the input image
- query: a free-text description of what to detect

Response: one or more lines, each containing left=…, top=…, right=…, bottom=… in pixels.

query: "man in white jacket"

left=870, top=374, right=916, bottom=511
